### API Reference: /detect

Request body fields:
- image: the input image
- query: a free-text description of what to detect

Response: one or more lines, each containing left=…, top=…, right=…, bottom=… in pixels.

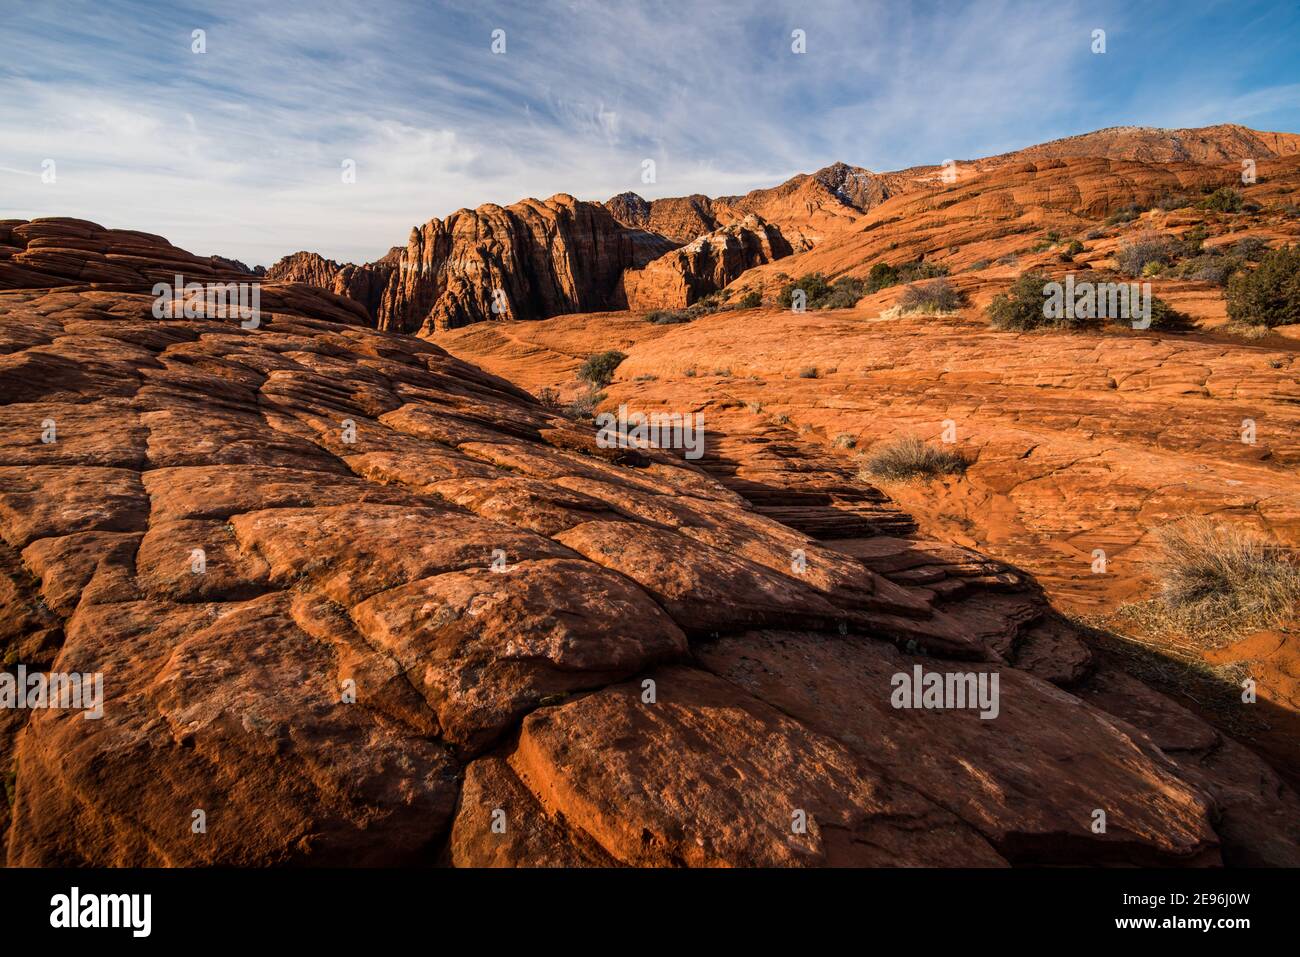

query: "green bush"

left=818, top=276, right=867, bottom=309
left=1181, top=224, right=1209, bottom=256
left=985, top=273, right=1080, bottom=331
left=778, top=273, right=831, bottom=308
left=778, top=273, right=866, bottom=310
left=1200, top=187, right=1243, bottom=212
left=737, top=289, right=763, bottom=309
left=1226, top=244, right=1300, bottom=327
left=578, top=350, right=627, bottom=388
left=865, top=262, right=898, bottom=292
left=1116, top=296, right=1193, bottom=332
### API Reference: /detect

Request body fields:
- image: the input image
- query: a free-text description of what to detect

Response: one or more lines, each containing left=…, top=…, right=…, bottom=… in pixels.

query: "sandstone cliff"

left=380, top=195, right=676, bottom=333
left=265, top=249, right=399, bottom=321
left=621, top=214, right=793, bottom=309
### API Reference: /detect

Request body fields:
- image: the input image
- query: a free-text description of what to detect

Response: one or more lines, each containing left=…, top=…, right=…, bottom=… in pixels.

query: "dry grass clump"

left=1118, top=518, right=1300, bottom=647
left=859, top=436, right=967, bottom=481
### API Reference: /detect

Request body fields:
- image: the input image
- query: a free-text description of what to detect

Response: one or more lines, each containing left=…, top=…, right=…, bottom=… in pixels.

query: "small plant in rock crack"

left=535, top=386, right=563, bottom=408
left=578, top=350, right=627, bottom=388
left=797, top=366, right=820, bottom=379
left=860, top=436, right=967, bottom=481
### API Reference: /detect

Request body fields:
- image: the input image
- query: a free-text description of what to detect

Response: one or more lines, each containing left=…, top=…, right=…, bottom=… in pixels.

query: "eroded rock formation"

left=2, top=237, right=1298, bottom=867
left=621, top=214, right=793, bottom=309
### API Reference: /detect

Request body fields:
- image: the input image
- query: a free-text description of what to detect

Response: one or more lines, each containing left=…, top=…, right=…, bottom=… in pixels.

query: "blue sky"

left=2, top=0, right=1298, bottom=265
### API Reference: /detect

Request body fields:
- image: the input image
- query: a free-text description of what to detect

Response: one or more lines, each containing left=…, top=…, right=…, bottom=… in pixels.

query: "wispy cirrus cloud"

left=2, top=0, right=1297, bottom=265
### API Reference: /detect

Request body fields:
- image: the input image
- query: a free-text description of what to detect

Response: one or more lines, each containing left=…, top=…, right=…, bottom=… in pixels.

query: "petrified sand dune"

left=3, top=231, right=1299, bottom=867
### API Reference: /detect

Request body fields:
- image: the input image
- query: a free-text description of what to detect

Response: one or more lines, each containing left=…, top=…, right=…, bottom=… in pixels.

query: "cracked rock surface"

left=1, top=229, right=1298, bottom=866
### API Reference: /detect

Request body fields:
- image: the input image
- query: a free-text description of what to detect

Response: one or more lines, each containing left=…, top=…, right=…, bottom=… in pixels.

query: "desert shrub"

left=1145, top=518, right=1300, bottom=644
left=860, top=437, right=967, bottom=481
left=1226, top=244, right=1300, bottom=327
left=1084, top=228, right=1105, bottom=241
left=1110, top=295, right=1193, bottom=332
left=647, top=309, right=691, bottom=324
left=686, top=294, right=724, bottom=319
left=1224, top=322, right=1270, bottom=340
left=897, top=277, right=964, bottom=314
left=967, top=259, right=991, bottom=272
left=819, top=275, right=867, bottom=309
left=578, top=350, right=626, bottom=388
left=1155, top=193, right=1192, bottom=211
left=737, top=289, right=763, bottom=309
left=1116, top=232, right=1181, bottom=277
left=1174, top=253, right=1240, bottom=286
left=535, top=386, right=562, bottom=409
left=797, top=366, right=820, bottom=379
left=862, top=260, right=948, bottom=295
left=778, top=273, right=832, bottom=308
left=832, top=433, right=857, bottom=449
left=1181, top=224, right=1209, bottom=256
left=1061, top=239, right=1085, bottom=259
left=898, top=261, right=948, bottom=283
left=1232, top=236, right=1269, bottom=261
left=778, top=273, right=865, bottom=310
left=1200, top=187, right=1243, bottom=212
left=865, top=262, right=897, bottom=292
left=1105, top=203, right=1143, bottom=225
left=566, top=389, right=605, bottom=421
left=985, top=272, right=1077, bottom=331
left=772, top=413, right=791, bottom=425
